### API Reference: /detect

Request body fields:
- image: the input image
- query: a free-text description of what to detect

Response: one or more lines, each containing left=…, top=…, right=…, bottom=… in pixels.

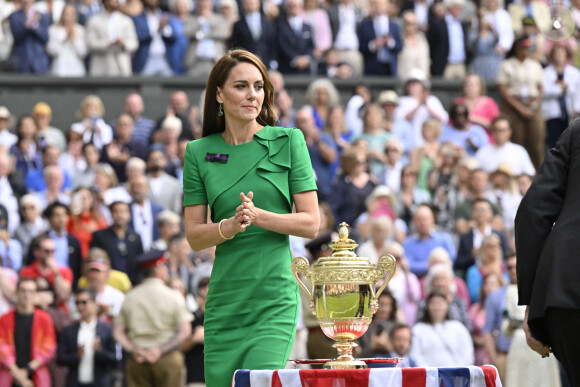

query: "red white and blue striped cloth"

left=232, top=366, right=502, bottom=387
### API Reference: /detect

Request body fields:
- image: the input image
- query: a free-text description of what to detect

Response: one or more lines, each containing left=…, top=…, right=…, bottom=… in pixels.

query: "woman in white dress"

left=47, top=4, right=87, bottom=77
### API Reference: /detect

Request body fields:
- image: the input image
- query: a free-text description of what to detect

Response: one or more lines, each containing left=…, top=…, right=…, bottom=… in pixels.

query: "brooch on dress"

left=205, top=152, right=229, bottom=163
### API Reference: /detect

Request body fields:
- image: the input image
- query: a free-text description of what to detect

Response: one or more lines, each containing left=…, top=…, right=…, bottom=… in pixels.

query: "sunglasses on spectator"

left=75, top=299, right=91, bottom=306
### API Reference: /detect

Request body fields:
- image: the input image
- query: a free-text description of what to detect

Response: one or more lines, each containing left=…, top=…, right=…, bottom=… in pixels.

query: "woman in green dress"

left=183, top=50, right=320, bottom=387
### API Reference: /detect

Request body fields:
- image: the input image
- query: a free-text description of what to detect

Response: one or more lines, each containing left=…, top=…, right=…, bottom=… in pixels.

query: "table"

left=233, top=365, right=502, bottom=386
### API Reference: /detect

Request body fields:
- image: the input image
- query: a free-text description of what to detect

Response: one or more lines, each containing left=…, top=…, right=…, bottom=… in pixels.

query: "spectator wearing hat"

left=91, top=201, right=144, bottom=285
left=475, top=116, right=536, bottom=177
left=113, top=249, right=193, bottom=387
left=378, top=90, right=413, bottom=159
left=397, top=11, right=430, bottom=79
left=395, top=68, right=448, bottom=149
left=0, top=107, right=16, bottom=148
left=32, top=102, right=66, bottom=153
left=497, top=35, right=545, bottom=169
left=229, top=0, right=276, bottom=70
left=0, top=277, right=56, bottom=387
left=508, top=0, right=550, bottom=37
left=358, top=0, right=402, bottom=76
left=181, top=265, right=211, bottom=386
left=80, top=249, right=126, bottom=320
left=439, top=103, right=489, bottom=156
left=8, top=0, right=50, bottom=74
left=86, top=0, right=138, bottom=76
left=57, top=288, right=117, bottom=387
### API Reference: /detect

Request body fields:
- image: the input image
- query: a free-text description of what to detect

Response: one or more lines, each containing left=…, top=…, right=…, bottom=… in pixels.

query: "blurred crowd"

left=0, top=0, right=579, bottom=78
left=0, top=0, right=580, bottom=383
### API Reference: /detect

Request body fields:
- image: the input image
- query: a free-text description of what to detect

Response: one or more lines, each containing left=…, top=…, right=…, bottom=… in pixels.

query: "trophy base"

left=323, top=359, right=367, bottom=369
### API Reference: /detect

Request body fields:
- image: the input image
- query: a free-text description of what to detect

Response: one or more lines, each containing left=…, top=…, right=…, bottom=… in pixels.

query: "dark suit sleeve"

left=94, top=323, right=118, bottom=366
left=57, top=325, right=80, bottom=367
left=515, top=124, right=572, bottom=305
left=390, top=22, right=403, bottom=54
left=454, top=233, right=473, bottom=273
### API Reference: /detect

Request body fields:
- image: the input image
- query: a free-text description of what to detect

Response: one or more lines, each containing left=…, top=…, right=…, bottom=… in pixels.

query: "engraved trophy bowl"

left=291, top=222, right=396, bottom=369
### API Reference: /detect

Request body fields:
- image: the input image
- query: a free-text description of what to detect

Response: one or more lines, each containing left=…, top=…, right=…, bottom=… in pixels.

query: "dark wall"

left=0, top=75, right=500, bottom=133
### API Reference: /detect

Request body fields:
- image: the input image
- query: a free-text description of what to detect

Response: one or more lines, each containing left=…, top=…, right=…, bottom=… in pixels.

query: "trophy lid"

left=327, top=222, right=359, bottom=258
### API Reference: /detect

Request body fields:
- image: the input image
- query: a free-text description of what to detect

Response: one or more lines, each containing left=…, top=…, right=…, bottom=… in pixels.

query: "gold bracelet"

left=218, top=219, right=234, bottom=240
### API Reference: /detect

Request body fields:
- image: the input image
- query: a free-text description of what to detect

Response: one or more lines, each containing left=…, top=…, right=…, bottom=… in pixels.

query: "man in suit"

left=427, top=0, right=470, bottom=78
left=276, top=0, right=315, bottom=75
left=57, top=288, right=117, bottom=387
left=86, top=0, right=138, bottom=76
left=515, top=120, right=580, bottom=386
left=91, top=201, right=144, bottom=285
left=455, top=198, right=509, bottom=277
left=8, top=0, right=50, bottom=74
left=146, top=148, right=182, bottom=214
left=229, top=0, right=276, bottom=68
left=131, top=0, right=174, bottom=76
left=327, top=0, right=364, bottom=76
left=183, top=0, right=229, bottom=78
left=128, top=175, right=163, bottom=252
left=358, top=0, right=402, bottom=76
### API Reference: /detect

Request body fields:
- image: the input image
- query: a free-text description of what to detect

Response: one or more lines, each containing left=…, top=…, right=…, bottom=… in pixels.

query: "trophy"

left=291, top=223, right=396, bottom=369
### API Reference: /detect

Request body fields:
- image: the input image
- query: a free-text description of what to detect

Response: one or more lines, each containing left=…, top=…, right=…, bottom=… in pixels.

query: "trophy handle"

left=291, top=256, right=313, bottom=302
left=374, top=253, right=397, bottom=301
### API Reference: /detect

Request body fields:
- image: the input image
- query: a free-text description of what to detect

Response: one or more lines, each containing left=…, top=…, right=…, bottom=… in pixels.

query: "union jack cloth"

left=233, top=366, right=502, bottom=387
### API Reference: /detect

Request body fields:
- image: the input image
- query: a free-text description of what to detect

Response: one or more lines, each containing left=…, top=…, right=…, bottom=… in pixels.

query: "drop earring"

left=218, top=103, right=223, bottom=117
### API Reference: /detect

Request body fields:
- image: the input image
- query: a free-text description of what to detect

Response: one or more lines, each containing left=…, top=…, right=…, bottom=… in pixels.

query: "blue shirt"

left=49, top=230, right=69, bottom=268
left=439, top=124, right=489, bottom=156
left=25, top=168, right=72, bottom=192
left=445, top=14, right=465, bottom=64
left=0, top=239, right=22, bottom=271
left=466, top=264, right=510, bottom=303
left=403, top=230, right=457, bottom=276
left=483, top=286, right=512, bottom=352
left=309, top=132, right=336, bottom=201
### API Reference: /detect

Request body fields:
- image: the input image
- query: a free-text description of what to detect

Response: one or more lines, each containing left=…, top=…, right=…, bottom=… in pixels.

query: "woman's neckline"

left=220, top=125, right=267, bottom=146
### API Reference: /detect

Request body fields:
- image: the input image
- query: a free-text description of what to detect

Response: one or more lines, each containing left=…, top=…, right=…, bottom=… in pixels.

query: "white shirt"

left=146, top=10, right=166, bottom=57
left=70, top=118, right=113, bottom=150
left=0, top=129, right=16, bottom=148
left=542, top=64, right=580, bottom=120
left=475, top=141, right=536, bottom=176
left=0, top=176, right=20, bottom=234
left=410, top=320, right=474, bottom=367
left=77, top=319, right=97, bottom=383
left=492, top=8, right=514, bottom=51
left=472, top=224, right=492, bottom=251
left=97, top=285, right=125, bottom=316
left=334, top=4, right=359, bottom=50
left=148, top=175, right=164, bottom=198
left=107, top=11, right=119, bottom=43
left=395, top=96, right=449, bottom=148
left=445, top=14, right=465, bottom=64
left=131, top=200, right=153, bottom=251
left=245, top=12, right=261, bottom=39
left=414, top=0, right=431, bottom=30
left=381, top=160, right=403, bottom=191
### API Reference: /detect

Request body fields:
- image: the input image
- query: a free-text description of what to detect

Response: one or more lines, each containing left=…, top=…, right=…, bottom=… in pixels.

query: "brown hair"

left=202, top=49, right=277, bottom=137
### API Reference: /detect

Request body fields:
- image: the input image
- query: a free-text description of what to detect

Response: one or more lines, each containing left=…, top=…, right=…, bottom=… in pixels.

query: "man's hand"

left=143, top=347, right=162, bottom=364
left=523, top=306, right=551, bottom=357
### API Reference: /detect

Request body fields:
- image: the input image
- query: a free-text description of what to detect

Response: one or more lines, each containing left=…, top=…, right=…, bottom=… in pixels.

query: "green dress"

left=183, top=126, right=317, bottom=387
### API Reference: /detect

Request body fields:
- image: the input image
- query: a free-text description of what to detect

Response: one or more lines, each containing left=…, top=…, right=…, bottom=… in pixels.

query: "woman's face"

left=403, top=14, right=417, bottom=34
left=483, top=274, right=501, bottom=298
left=553, top=46, right=568, bottom=66
left=432, top=272, right=450, bottom=295
left=422, top=123, right=438, bottom=142
left=406, top=80, right=424, bottom=99
left=61, top=5, right=76, bottom=24
left=94, top=170, right=111, bottom=190
left=217, top=62, right=265, bottom=125
left=19, top=117, right=37, bottom=139
left=22, top=202, right=38, bottom=222
left=82, top=102, right=101, bottom=119
left=78, top=189, right=94, bottom=212
left=316, top=87, right=329, bottom=105
left=328, top=108, right=344, bottom=129
left=481, top=239, right=502, bottom=263
left=464, top=75, right=481, bottom=99
left=427, top=296, right=449, bottom=323
left=375, top=295, right=394, bottom=321
left=371, top=220, right=390, bottom=243
left=84, top=145, right=100, bottom=166
left=364, top=106, right=383, bottom=130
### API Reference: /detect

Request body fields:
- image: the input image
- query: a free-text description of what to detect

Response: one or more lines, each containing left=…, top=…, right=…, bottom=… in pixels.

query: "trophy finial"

left=338, top=222, right=349, bottom=241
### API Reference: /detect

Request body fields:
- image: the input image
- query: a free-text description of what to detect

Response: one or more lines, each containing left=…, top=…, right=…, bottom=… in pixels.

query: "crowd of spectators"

left=0, top=0, right=579, bottom=385
left=0, top=0, right=579, bottom=78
